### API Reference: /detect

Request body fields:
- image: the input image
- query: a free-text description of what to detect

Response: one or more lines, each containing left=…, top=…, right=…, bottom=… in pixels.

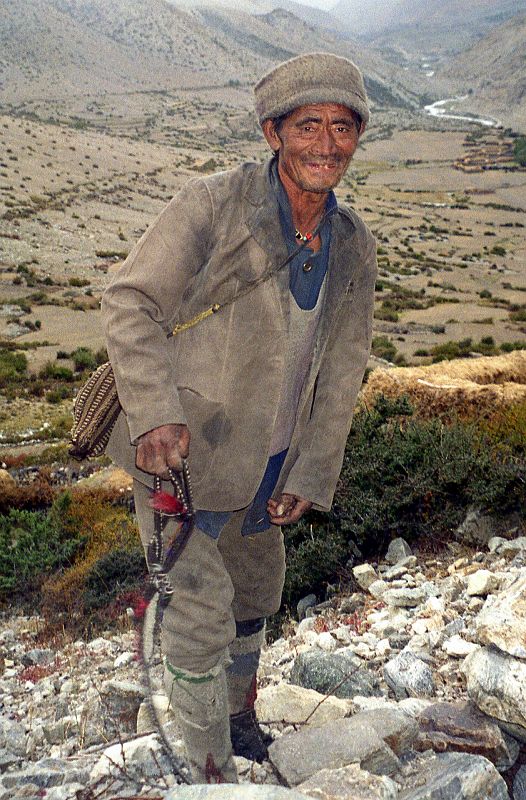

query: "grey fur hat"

left=254, top=52, right=370, bottom=126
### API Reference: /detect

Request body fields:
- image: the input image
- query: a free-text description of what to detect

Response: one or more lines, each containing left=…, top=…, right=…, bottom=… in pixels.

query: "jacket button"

left=302, top=261, right=313, bottom=273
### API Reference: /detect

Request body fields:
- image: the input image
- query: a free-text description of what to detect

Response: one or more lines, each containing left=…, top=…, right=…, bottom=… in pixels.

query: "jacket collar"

left=242, top=157, right=359, bottom=331
left=243, top=158, right=289, bottom=265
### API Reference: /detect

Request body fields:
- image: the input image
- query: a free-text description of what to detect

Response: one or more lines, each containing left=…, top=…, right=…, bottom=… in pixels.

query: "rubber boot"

left=226, top=618, right=269, bottom=762
left=164, top=660, right=238, bottom=784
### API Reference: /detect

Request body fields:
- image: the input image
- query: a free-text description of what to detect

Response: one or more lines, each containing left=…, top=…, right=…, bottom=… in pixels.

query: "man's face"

left=262, top=103, right=364, bottom=195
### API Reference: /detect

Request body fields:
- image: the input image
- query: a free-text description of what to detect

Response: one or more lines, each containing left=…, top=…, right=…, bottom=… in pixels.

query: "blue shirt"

left=195, top=160, right=335, bottom=538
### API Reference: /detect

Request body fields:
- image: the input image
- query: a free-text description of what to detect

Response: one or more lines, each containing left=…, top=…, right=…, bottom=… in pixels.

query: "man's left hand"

left=267, top=493, right=312, bottom=525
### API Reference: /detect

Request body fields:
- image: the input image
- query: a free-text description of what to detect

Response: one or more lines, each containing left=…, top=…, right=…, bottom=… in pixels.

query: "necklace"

left=295, top=227, right=313, bottom=243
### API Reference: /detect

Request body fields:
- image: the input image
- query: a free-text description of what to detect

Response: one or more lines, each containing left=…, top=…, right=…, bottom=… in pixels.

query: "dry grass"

left=362, top=351, right=526, bottom=421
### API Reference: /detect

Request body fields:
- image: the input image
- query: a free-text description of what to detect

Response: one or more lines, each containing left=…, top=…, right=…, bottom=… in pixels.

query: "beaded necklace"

left=294, top=227, right=313, bottom=243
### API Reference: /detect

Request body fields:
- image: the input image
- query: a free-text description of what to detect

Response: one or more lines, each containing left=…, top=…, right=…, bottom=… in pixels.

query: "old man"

left=101, top=52, right=377, bottom=783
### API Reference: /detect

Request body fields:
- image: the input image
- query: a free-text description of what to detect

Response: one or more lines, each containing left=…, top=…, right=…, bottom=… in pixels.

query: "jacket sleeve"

left=101, top=179, right=213, bottom=444
left=282, top=231, right=377, bottom=511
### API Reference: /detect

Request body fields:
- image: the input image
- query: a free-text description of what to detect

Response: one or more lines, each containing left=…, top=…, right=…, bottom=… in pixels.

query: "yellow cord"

left=170, top=304, right=221, bottom=337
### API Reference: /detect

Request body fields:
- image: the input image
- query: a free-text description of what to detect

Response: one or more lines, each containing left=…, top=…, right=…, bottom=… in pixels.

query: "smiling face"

left=262, top=103, right=364, bottom=197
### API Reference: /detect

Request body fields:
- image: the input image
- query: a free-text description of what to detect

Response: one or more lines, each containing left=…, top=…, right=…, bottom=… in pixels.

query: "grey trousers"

left=133, top=479, right=286, bottom=673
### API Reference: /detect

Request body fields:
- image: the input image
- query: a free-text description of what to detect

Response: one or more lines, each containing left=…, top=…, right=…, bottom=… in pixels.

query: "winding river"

left=424, top=96, right=502, bottom=128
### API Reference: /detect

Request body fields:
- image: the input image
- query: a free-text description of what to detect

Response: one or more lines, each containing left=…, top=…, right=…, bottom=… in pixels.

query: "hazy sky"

left=294, top=0, right=338, bottom=8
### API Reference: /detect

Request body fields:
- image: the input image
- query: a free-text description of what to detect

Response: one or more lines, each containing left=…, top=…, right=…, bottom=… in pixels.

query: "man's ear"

left=261, top=119, right=280, bottom=152
left=358, top=119, right=367, bottom=137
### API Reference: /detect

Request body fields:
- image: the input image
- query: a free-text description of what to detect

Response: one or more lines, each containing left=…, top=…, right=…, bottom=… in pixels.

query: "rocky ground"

left=1, top=513, right=525, bottom=800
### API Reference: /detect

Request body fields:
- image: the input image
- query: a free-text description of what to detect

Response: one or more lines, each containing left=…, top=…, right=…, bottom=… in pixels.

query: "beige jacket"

left=101, top=158, right=377, bottom=512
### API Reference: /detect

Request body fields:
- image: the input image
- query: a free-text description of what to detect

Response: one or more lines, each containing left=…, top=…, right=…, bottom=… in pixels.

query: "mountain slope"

left=332, top=0, right=526, bottom=55
left=0, top=0, right=429, bottom=113
left=0, top=0, right=266, bottom=101
left=436, top=12, right=526, bottom=131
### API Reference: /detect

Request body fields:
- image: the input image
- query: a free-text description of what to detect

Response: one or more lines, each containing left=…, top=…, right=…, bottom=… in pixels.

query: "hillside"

left=0, top=0, right=266, bottom=102
left=0, top=0, right=434, bottom=135
left=333, top=0, right=526, bottom=54
left=436, top=12, right=526, bottom=132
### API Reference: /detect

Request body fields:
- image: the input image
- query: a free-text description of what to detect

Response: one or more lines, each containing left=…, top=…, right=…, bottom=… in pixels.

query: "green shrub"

left=47, top=385, right=73, bottom=404
left=68, top=278, right=90, bottom=288
left=500, top=341, right=526, bottom=352
left=510, top=306, right=526, bottom=323
left=371, top=335, right=397, bottom=362
left=513, top=137, right=526, bottom=167
left=83, top=548, right=145, bottom=611
left=0, top=493, right=84, bottom=598
left=72, top=347, right=97, bottom=372
left=491, top=245, right=507, bottom=257
left=282, top=396, right=525, bottom=611
left=374, top=305, right=399, bottom=322
left=39, top=362, right=74, bottom=381
left=430, top=338, right=473, bottom=362
left=0, top=349, right=27, bottom=382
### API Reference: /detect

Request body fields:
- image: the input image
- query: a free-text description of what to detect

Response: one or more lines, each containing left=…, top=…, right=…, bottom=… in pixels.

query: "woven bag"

left=69, top=361, right=121, bottom=459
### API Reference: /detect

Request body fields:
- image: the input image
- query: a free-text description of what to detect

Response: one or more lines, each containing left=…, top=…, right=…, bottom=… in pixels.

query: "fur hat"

left=254, top=52, right=369, bottom=126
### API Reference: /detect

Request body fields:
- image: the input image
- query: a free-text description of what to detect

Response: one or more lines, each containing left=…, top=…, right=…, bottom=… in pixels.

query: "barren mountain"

left=333, top=0, right=526, bottom=57
left=0, top=0, right=266, bottom=102
left=0, top=0, right=430, bottom=119
left=436, top=12, right=526, bottom=132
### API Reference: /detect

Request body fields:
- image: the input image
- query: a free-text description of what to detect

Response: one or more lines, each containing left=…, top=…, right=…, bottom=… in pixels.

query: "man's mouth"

left=308, top=162, right=338, bottom=172
left=305, top=161, right=340, bottom=171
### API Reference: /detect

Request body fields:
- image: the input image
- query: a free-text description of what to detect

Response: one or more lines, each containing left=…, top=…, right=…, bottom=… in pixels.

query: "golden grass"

left=362, top=351, right=526, bottom=421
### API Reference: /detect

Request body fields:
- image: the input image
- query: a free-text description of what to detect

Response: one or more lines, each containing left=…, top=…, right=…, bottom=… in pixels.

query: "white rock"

left=113, top=651, right=135, bottom=668
left=411, top=619, right=429, bottom=636
left=466, top=570, right=499, bottom=597
left=488, top=536, right=506, bottom=552
left=500, top=537, right=526, bottom=554
left=316, top=632, right=339, bottom=652
left=296, top=617, right=316, bottom=636
left=352, top=696, right=399, bottom=713
left=398, top=697, right=435, bottom=717
left=425, top=596, right=445, bottom=613
left=464, top=646, right=526, bottom=739
left=442, top=635, right=479, bottom=658
left=376, top=639, right=392, bottom=657
left=255, top=683, right=352, bottom=728
left=383, top=586, right=427, bottom=608
left=368, top=579, right=388, bottom=598
left=474, top=571, right=526, bottom=658
left=353, top=563, right=378, bottom=590
left=353, top=642, right=374, bottom=659
left=386, top=537, right=413, bottom=564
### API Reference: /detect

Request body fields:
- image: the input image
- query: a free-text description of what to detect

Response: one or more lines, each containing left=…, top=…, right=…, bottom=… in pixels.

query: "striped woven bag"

left=69, top=361, right=121, bottom=459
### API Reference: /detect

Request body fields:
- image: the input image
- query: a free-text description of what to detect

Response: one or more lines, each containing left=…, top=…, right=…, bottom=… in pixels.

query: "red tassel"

left=205, top=753, right=226, bottom=783
left=133, top=595, right=149, bottom=620
left=148, top=491, right=186, bottom=515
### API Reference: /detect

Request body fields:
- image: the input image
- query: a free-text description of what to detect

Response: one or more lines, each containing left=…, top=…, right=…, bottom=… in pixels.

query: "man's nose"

left=313, top=127, right=338, bottom=154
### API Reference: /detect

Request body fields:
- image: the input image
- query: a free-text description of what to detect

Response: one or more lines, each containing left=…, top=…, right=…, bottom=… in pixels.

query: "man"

left=101, top=52, right=377, bottom=783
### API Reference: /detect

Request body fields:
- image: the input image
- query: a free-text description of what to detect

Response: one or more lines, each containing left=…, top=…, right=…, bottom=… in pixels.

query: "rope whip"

left=137, top=461, right=195, bottom=784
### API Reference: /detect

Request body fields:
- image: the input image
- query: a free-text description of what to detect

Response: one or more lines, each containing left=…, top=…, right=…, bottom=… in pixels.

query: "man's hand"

left=267, top=493, right=312, bottom=525
left=135, top=423, right=190, bottom=477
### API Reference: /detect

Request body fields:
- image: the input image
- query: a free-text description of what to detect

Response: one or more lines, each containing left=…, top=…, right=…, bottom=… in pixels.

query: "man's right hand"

left=135, top=423, right=190, bottom=476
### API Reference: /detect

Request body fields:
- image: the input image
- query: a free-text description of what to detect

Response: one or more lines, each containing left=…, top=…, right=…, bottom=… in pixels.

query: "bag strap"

left=168, top=206, right=337, bottom=338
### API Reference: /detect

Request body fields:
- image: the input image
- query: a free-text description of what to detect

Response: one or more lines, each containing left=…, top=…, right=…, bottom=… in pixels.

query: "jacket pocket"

left=178, top=388, right=232, bottom=486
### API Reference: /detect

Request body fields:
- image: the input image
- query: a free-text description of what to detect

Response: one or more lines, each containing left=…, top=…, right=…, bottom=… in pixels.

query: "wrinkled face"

left=262, top=103, right=364, bottom=195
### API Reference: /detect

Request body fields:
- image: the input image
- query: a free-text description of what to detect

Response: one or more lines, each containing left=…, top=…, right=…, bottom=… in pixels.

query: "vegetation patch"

left=282, top=396, right=525, bottom=611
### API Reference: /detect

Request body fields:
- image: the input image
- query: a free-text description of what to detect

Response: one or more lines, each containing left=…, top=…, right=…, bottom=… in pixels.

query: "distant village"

left=454, top=134, right=524, bottom=173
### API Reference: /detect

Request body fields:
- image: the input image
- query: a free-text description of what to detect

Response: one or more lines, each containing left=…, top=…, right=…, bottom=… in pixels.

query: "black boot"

left=230, top=707, right=270, bottom=763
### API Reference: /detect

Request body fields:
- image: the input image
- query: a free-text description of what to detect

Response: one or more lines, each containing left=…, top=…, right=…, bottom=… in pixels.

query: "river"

left=424, top=96, right=502, bottom=128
